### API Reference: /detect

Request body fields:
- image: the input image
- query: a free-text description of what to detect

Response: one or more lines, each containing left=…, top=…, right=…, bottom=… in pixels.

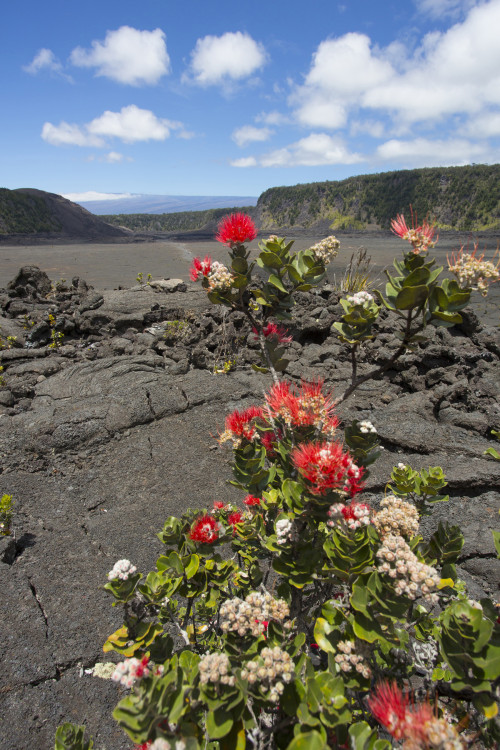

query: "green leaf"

left=268, top=273, right=288, bottom=293
left=231, top=257, right=248, bottom=274
left=206, top=707, right=234, bottom=739
left=184, top=554, right=200, bottom=579
left=259, top=251, right=283, bottom=268
left=395, top=285, right=429, bottom=310
left=55, top=723, right=93, bottom=750
left=286, top=730, right=327, bottom=750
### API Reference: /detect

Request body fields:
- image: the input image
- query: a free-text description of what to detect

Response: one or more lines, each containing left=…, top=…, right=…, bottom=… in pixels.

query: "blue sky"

left=2, top=0, right=500, bottom=204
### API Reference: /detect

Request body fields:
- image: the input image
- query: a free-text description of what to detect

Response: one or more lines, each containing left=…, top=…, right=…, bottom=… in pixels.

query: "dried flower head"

left=334, top=639, right=371, bottom=679
left=220, top=591, right=289, bottom=636
left=199, top=652, right=235, bottom=687
left=241, top=646, right=294, bottom=702
left=111, top=656, right=151, bottom=688
left=309, top=236, right=340, bottom=265
left=373, top=495, right=419, bottom=539
left=376, top=533, right=440, bottom=603
left=215, top=213, right=257, bottom=247
left=447, top=244, right=500, bottom=296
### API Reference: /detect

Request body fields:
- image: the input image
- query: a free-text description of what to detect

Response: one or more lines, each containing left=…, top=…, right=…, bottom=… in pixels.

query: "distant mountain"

left=0, top=188, right=127, bottom=239
left=75, top=194, right=258, bottom=215
left=256, top=165, right=500, bottom=231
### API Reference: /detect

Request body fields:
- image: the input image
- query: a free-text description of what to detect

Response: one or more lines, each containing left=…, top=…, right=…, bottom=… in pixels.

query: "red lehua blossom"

left=215, top=213, right=257, bottom=246
left=244, top=494, right=261, bottom=506
left=253, top=322, right=293, bottom=344
left=260, top=431, right=278, bottom=456
left=291, top=441, right=362, bottom=496
left=391, top=208, right=437, bottom=254
left=265, top=379, right=338, bottom=434
left=341, top=502, right=370, bottom=522
left=189, top=514, right=220, bottom=544
left=135, top=655, right=150, bottom=679
left=213, top=500, right=225, bottom=510
left=224, top=405, right=263, bottom=441
left=135, top=743, right=152, bottom=750
left=227, top=511, right=244, bottom=530
left=190, top=255, right=212, bottom=282
left=367, top=682, right=409, bottom=740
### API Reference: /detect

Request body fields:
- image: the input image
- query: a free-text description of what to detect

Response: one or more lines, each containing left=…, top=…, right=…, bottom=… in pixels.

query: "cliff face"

left=0, top=188, right=128, bottom=239
left=256, top=165, right=500, bottom=231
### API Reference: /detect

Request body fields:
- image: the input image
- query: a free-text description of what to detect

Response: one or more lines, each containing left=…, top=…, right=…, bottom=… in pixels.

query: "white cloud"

left=42, top=105, right=183, bottom=147
left=292, top=33, right=393, bottom=129
left=41, top=121, right=104, bottom=147
left=185, top=31, right=267, bottom=86
left=23, top=48, right=62, bottom=74
left=23, top=48, right=73, bottom=81
left=87, top=105, right=175, bottom=143
left=461, top=111, right=500, bottom=137
left=70, top=26, right=170, bottom=86
left=231, top=157, right=258, bottom=168
left=232, top=125, right=273, bottom=147
left=375, top=137, right=488, bottom=165
left=255, top=111, right=290, bottom=126
left=63, top=191, right=135, bottom=202
left=350, top=119, right=385, bottom=138
left=289, top=0, right=500, bottom=135
left=103, top=151, right=125, bottom=163
left=236, top=134, right=363, bottom=168
left=414, top=0, right=476, bottom=20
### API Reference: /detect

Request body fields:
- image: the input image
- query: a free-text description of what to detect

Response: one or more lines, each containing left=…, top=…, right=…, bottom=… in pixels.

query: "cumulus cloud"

left=70, top=26, right=170, bottom=85
left=232, top=134, right=362, bottom=168
left=185, top=31, right=267, bottom=86
left=289, top=0, right=500, bottom=134
left=232, top=125, right=273, bottom=147
left=375, top=137, right=488, bottom=165
left=231, top=157, right=258, bottom=168
left=42, top=105, right=183, bottom=147
left=255, top=111, right=290, bottom=126
left=292, top=33, right=393, bottom=128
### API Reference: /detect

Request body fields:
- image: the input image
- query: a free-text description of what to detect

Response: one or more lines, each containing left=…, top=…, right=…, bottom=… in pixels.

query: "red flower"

left=227, top=511, right=244, bottom=530
left=189, top=515, right=220, bottom=544
left=265, top=379, right=339, bottom=435
left=215, top=213, right=257, bottom=247
left=190, top=255, right=212, bottom=281
left=213, top=500, right=225, bottom=510
left=291, top=441, right=363, bottom=496
left=221, top=405, right=263, bottom=444
left=244, top=494, right=261, bottom=506
left=391, top=208, right=437, bottom=254
left=367, top=682, right=409, bottom=740
left=253, top=323, right=293, bottom=344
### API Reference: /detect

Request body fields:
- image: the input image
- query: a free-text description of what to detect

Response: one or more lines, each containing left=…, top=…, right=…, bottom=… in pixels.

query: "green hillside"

left=0, top=188, right=62, bottom=234
left=100, top=206, right=255, bottom=233
left=257, top=165, right=500, bottom=231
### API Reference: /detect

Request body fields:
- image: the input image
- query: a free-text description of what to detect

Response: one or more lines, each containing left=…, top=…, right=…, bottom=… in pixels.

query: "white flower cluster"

left=207, top=261, right=233, bottom=292
left=111, top=657, right=151, bottom=688
left=107, top=559, right=137, bottom=581
left=220, top=591, right=289, bottom=636
left=198, top=652, right=235, bottom=687
left=372, top=495, right=419, bottom=539
left=310, top=236, right=340, bottom=265
left=275, top=518, right=293, bottom=544
left=241, top=646, right=294, bottom=702
left=347, top=291, right=374, bottom=306
left=359, top=420, right=376, bottom=434
left=334, top=640, right=371, bottom=679
left=448, top=251, right=499, bottom=297
left=149, top=739, right=186, bottom=750
left=327, top=502, right=371, bottom=531
left=376, top=534, right=440, bottom=603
